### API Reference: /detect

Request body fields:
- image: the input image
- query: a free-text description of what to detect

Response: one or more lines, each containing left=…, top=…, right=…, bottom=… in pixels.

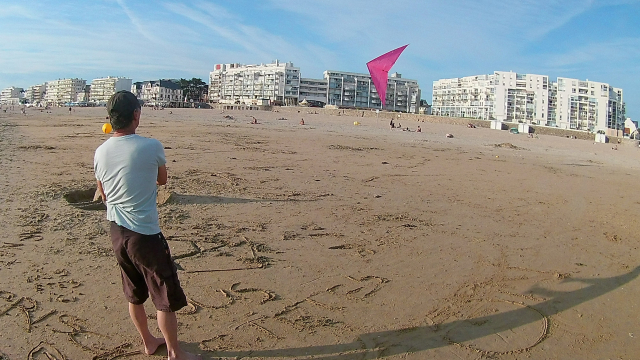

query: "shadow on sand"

left=171, top=194, right=263, bottom=205
left=169, top=194, right=310, bottom=205
left=200, top=266, right=640, bottom=359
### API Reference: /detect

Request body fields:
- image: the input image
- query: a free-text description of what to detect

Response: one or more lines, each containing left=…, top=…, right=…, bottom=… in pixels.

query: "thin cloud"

left=193, top=1, right=238, bottom=20
left=0, top=4, right=38, bottom=19
left=545, top=37, right=640, bottom=70
left=115, top=0, right=164, bottom=44
left=163, top=2, right=272, bottom=59
left=162, top=1, right=331, bottom=67
left=473, top=0, right=596, bottom=40
left=264, top=0, right=597, bottom=56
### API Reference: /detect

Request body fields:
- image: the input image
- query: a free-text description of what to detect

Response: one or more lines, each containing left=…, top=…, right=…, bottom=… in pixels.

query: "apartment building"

left=24, top=84, right=46, bottom=105
left=44, top=78, right=86, bottom=106
left=432, top=71, right=549, bottom=124
left=299, top=78, right=328, bottom=104
left=0, top=86, right=24, bottom=105
left=554, top=77, right=625, bottom=133
left=90, top=77, right=132, bottom=104
left=209, top=61, right=300, bottom=106
left=432, top=72, right=625, bottom=133
left=494, top=71, right=550, bottom=124
left=207, top=60, right=421, bottom=112
left=132, top=80, right=182, bottom=106
left=324, top=71, right=420, bottom=113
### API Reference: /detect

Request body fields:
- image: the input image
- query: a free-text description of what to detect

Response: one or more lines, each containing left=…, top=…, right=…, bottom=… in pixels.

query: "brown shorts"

left=109, top=222, right=187, bottom=312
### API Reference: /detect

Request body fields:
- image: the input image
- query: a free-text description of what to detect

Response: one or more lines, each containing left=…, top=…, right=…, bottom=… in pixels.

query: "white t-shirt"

left=94, top=134, right=166, bottom=235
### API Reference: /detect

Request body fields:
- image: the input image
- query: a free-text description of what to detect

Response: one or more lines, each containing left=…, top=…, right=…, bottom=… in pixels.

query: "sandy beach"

left=1, top=106, right=640, bottom=360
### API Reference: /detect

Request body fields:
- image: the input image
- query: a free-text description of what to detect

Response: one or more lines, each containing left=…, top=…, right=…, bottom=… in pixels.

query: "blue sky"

left=0, top=0, right=638, bottom=118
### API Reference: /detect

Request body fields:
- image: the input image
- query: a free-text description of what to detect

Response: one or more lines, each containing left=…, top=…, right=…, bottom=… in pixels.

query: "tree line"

left=178, top=78, right=208, bottom=103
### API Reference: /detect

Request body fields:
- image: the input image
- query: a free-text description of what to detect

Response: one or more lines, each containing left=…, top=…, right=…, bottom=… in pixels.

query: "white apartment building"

left=209, top=61, right=300, bottom=106
left=299, top=78, right=328, bottom=104
left=432, top=72, right=625, bottom=133
left=132, top=80, right=182, bottom=106
left=554, top=77, right=625, bottom=133
left=0, top=86, right=24, bottom=105
left=24, top=84, right=46, bottom=105
left=495, top=71, right=549, bottom=124
left=432, top=71, right=549, bottom=124
left=44, top=78, right=86, bottom=106
left=90, top=77, right=132, bottom=104
left=324, top=71, right=421, bottom=113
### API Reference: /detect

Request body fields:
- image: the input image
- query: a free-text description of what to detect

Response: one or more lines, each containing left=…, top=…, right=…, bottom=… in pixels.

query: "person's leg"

left=127, top=231, right=198, bottom=359
left=157, top=310, right=201, bottom=360
left=110, top=224, right=163, bottom=354
left=129, top=303, right=166, bottom=355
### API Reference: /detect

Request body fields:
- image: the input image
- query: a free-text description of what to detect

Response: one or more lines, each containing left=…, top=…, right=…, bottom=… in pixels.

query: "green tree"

left=180, top=78, right=209, bottom=103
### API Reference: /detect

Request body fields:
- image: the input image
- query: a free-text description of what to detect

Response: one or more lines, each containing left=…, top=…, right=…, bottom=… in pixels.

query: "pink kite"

left=366, top=44, right=408, bottom=108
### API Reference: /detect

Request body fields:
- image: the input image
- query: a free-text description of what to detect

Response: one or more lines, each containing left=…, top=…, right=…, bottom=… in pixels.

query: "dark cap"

left=107, top=90, right=140, bottom=130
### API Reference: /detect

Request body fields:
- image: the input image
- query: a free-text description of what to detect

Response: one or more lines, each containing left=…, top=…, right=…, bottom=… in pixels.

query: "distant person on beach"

left=389, top=120, right=394, bottom=129
left=250, top=116, right=259, bottom=124
left=417, top=126, right=421, bottom=132
left=300, top=119, right=305, bottom=125
left=94, top=91, right=201, bottom=360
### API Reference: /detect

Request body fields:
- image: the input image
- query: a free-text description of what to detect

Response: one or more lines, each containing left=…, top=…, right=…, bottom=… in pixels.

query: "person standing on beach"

left=94, top=91, right=201, bottom=360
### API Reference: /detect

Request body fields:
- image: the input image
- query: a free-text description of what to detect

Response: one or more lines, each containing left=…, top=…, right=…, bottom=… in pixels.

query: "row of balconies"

left=232, top=79, right=278, bottom=83
left=228, top=84, right=278, bottom=89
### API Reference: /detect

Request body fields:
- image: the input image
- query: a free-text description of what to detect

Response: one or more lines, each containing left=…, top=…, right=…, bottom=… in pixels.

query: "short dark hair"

left=107, top=90, right=141, bottom=130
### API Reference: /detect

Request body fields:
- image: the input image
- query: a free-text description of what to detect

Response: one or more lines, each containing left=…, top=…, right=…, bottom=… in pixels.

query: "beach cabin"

left=490, top=121, right=506, bottom=130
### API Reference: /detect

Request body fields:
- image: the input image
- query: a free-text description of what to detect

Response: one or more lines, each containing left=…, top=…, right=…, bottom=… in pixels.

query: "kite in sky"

left=366, top=44, right=408, bottom=108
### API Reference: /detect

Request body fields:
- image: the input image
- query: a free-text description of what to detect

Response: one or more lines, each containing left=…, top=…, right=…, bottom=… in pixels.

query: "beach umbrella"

left=366, top=45, right=408, bottom=108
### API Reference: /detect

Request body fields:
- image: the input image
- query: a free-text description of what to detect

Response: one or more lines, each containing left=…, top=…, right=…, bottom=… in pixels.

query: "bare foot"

left=144, top=336, right=166, bottom=355
left=168, top=349, right=202, bottom=360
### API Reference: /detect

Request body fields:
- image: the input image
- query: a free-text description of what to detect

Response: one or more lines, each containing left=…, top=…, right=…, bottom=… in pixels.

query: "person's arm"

left=96, top=180, right=107, bottom=202
left=157, top=165, right=167, bottom=185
